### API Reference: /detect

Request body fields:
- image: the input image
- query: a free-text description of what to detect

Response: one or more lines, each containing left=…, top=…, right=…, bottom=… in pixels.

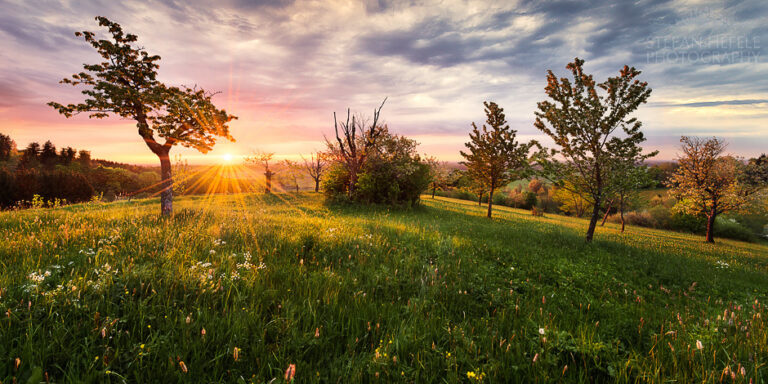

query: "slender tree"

left=281, top=159, right=302, bottom=193
left=19, top=142, right=41, bottom=169
left=0, top=133, right=14, bottom=162
left=667, top=137, right=766, bottom=243
left=247, top=151, right=275, bottom=194
left=301, top=152, right=326, bottom=193
left=426, top=157, right=450, bottom=199
left=534, top=58, right=653, bottom=242
left=326, top=99, right=387, bottom=196
left=49, top=17, right=236, bottom=215
left=40, top=141, right=58, bottom=170
left=461, top=102, right=536, bottom=218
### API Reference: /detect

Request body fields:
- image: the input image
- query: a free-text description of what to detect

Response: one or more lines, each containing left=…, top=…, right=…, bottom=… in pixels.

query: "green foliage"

left=48, top=16, right=236, bottom=214
left=461, top=101, right=536, bottom=217
left=534, top=58, right=655, bottom=240
left=325, top=128, right=430, bottom=207
left=1, top=194, right=768, bottom=382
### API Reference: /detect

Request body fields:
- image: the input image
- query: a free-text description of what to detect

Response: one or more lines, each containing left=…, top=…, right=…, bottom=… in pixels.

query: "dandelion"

left=285, top=364, right=296, bottom=381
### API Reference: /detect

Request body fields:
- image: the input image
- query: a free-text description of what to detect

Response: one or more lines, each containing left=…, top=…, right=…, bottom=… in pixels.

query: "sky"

left=0, top=0, right=766, bottom=165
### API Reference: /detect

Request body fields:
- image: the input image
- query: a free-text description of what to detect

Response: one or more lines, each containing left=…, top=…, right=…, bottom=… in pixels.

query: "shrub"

left=714, top=217, right=757, bottom=242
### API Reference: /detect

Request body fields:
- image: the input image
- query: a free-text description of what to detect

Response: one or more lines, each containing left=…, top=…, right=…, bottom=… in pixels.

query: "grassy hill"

left=1, top=194, right=767, bottom=382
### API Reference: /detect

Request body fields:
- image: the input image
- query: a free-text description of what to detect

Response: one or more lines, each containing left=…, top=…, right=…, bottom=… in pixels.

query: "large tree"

left=667, top=137, right=766, bottom=243
left=461, top=101, right=535, bottom=218
left=534, top=58, right=653, bottom=242
left=49, top=17, right=236, bottom=215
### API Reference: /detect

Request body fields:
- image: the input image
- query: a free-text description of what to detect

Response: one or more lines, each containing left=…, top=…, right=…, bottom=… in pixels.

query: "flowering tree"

left=667, top=137, right=766, bottom=243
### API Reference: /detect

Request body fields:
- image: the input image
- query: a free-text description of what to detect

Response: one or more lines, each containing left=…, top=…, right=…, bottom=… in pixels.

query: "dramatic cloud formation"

left=0, top=0, right=765, bottom=164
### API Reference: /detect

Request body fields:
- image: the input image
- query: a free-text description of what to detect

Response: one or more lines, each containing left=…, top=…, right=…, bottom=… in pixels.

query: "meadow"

left=1, top=193, right=767, bottom=383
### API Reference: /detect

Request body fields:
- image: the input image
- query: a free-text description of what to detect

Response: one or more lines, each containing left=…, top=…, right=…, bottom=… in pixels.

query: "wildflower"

left=140, top=344, right=145, bottom=349
left=201, top=328, right=206, bottom=336
left=467, top=371, right=476, bottom=379
left=285, top=364, right=296, bottom=381
left=101, top=327, right=106, bottom=338
left=533, top=353, right=539, bottom=363
left=315, top=327, right=320, bottom=338
left=233, top=347, right=240, bottom=362
left=696, top=340, right=703, bottom=350
left=15, top=357, right=21, bottom=370
left=538, top=328, right=545, bottom=335
left=186, top=315, right=191, bottom=324
left=179, top=361, right=188, bottom=373
left=562, top=365, right=568, bottom=376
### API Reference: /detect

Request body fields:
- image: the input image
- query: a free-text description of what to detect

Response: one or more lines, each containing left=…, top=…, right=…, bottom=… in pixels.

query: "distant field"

left=1, top=194, right=767, bottom=382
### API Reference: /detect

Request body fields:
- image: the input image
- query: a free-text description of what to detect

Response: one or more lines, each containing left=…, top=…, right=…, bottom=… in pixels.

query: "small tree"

left=49, top=17, right=236, bottom=215
left=552, top=181, right=589, bottom=217
left=280, top=159, right=302, bottom=193
left=534, top=58, right=653, bottom=242
left=667, top=137, right=766, bottom=243
left=0, top=133, right=15, bottom=162
left=461, top=102, right=535, bottom=218
left=77, top=150, right=92, bottom=169
left=326, top=99, right=387, bottom=196
left=246, top=151, right=275, bottom=193
left=426, top=157, right=450, bottom=198
left=301, top=152, right=326, bottom=192
left=40, top=141, right=58, bottom=170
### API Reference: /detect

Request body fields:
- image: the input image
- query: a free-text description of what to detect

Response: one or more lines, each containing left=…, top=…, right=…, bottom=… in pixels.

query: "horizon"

left=1, top=0, right=766, bottom=165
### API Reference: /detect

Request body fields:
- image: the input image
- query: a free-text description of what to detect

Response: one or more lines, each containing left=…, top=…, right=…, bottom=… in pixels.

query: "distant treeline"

left=0, top=133, right=161, bottom=208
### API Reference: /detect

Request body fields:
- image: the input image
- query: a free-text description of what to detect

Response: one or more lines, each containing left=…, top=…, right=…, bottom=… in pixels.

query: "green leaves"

left=534, top=58, right=654, bottom=240
left=48, top=16, right=235, bottom=156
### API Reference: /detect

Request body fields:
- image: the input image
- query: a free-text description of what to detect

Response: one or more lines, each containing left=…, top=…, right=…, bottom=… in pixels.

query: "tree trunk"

left=705, top=210, right=716, bottom=243
left=265, top=170, right=272, bottom=194
left=159, top=150, right=173, bottom=216
left=487, top=186, right=494, bottom=218
left=432, top=184, right=436, bottom=199
left=478, top=193, right=482, bottom=206
left=600, top=199, right=613, bottom=226
left=585, top=197, right=601, bottom=242
left=620, top=205, right=625, bottom=233
left=315, top=178, right=320, bottom=193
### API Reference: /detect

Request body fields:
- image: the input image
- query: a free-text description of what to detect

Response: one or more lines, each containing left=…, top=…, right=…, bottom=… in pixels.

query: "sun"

left=221, top=153, right=234, bottom=163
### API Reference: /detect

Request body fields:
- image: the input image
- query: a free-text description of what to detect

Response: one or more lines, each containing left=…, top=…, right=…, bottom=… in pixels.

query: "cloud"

left=0, top=0, right=766, bottom=163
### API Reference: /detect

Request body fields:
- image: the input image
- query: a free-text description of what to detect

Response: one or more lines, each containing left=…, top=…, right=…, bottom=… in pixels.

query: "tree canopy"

left=49, top=16, right=236, bottom=215
left=534, top=58, right=654, bottom=241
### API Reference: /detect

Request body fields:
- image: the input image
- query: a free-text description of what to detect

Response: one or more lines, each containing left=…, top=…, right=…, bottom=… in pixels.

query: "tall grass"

left=1, top=194, right=766, bottom=382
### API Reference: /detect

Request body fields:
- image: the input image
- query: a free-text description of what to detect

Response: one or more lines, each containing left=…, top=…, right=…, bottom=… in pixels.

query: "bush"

left=324, top=130, right=430, bottom=207
left=714, top=217, right=757, bottom=243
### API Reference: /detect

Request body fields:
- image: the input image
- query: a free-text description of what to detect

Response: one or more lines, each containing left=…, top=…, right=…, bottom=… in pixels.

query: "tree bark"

left=265, top=170, right=273, bottom=194
left=600, top=199, right=613, bottom=226
left=585, top=197, right=601, bottom=242
left=314, top=178, right=320, bottom=193
left=487, top=185, right=494, bottom=218
left=432, top=184, right=436, bottom=199
left=158, top=149, right=173, bottom=216
left=705, top=210, right=716, bottom=243
left=478, top=193, right=482, bottom=206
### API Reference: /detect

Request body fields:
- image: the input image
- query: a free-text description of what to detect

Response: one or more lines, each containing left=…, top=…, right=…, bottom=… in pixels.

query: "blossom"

left=696, top=340, right=703, bottom=350
left=538, top=328, right=545, bottom=335
left=285, top=364, right=296, bottom=381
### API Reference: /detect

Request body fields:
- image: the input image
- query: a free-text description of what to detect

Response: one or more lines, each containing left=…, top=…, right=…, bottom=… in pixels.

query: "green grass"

left=1, top=193, right=767, bottom=383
